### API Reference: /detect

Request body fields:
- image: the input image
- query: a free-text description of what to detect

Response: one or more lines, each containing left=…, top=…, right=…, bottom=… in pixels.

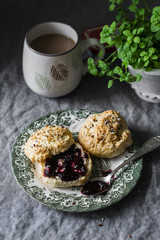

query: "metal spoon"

left=81, top=136, right=160, bottom=196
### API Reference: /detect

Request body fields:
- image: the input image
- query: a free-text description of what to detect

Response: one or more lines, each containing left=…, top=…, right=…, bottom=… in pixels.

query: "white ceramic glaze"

left=128, top=65, right=160, bottom=103
left=22, top=22, right=105, bottom=97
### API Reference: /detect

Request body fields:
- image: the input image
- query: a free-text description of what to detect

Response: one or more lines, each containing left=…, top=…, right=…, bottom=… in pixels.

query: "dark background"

left=1, top=0, right=110, bottom=71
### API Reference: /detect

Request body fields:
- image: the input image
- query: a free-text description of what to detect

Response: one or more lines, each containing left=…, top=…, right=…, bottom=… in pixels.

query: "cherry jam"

left=44, top=144, right=88, bottom=182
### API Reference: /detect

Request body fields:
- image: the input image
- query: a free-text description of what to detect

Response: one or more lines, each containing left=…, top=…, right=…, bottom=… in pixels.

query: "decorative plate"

left=11, top=109, right=143, bottom=212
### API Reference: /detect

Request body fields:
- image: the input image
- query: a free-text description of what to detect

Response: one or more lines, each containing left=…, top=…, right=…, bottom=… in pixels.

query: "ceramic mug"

left=22, top=22, right=105, bottom=97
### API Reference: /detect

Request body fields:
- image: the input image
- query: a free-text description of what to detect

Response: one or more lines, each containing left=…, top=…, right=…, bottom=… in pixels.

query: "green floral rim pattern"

left=11, top=109, right=143, bottom=212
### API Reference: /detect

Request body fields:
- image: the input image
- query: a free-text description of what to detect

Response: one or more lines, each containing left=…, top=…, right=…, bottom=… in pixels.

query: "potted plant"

left=88, top=0, right=160, bottom=103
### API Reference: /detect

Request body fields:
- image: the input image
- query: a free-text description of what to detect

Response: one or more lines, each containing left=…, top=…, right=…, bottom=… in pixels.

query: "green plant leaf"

left=132, top=29, right=137, bottom=35
left=152, top=6, right=160, bottom=16
left=134, top=36, right=140, bottom=43
left=118, top=51, right=124, bottom=59
left=149, top=47, right=156, bottom=55
left=140, top=51, right=147, bottom=57
left=111, top=56, right=117, bottom=63
left=109, top=4, right=115, bottom=11
left=107, top=70, right=114, bottom=77
left=136, top=73, right=142, bottom=82
left=105, top=36, right=113, bottom=44
left=110, top=21, right=116, bottom=29
left=144, top=60, right=149, bottom=67
left=139, top=42, right=145, bottom=48
left=155, top=30, right=160, bottom=40
left=115, top=37, right=122, bottom=48
left=116, top=0, right=123, bottom=4
left=129, top=4, right=137, bottom=13
left=98, top=60, right=107, bottom=70
left=132, top=0, right=139, bottom=4
left=145, top=66, right=152, bottom=71
left=127, top=51, right=132, bottom=58
left=120, top=74, right=125, bottom=82
left=138, top=58, right=141, bottom=65
left=114, top=66, right=123, bottom=75
left=88, top=57, right=95, bottom=65
left=151, top=55, right=158, bottom=60
left=108, top=80, right=114, bottom=88
left=90, top=69, right=98, bottom=76
left=131, top=44, right=138, bottom=52
left=123, top=43, right=130, bottom=50
left=137, top=27, right=144, bottom=35
left=143, top=56, right=149, bottom=61
left=154, top=62, right=160, bottom=68
left=123, top=30, right=131, bottom=36
left=151, top=24, right=160, bottom=32
left=98, top=49, right=104, bottom=58
left=118, top=23, right=125, bottom=31
left=139, top=8, right=145, bottom=16
left=102, top=25, right=110, bottom=33
left=151, top=7, right=160, bottom=33
left=88, top=57, right=99, bottom=76
left=127, top=36, right=133, bottom=41
left=99, top=71, right=106, bottom=76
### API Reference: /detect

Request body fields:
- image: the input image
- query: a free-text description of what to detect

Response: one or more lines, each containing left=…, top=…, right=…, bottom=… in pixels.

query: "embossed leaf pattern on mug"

left=50, top=63, right=68, bottom=81
left=35, top=72, right=51, bottom=90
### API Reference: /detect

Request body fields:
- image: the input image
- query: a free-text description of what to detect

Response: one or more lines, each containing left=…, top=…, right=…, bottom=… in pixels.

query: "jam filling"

left=44, top=144, right=88, bottom=182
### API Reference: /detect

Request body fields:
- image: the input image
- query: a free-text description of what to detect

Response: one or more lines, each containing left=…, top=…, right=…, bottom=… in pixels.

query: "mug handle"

left=79, top=38, right=105, bottom=75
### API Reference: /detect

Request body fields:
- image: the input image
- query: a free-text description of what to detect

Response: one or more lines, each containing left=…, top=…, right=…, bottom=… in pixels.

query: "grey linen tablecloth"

left=1, top=0, right=160, bottom=239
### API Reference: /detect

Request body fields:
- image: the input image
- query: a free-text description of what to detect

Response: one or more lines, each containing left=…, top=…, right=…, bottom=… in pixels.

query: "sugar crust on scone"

left=78, top=110, right=132, bottom=158
left=25, top=125, right=74, bottom=162
left=36, top=142, right=92, bottom=188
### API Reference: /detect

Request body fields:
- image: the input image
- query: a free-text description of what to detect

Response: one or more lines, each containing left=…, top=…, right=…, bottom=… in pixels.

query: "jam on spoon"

left=81, top=181, right=109, bottom=195
left=81, top=169, right=112, bottom=196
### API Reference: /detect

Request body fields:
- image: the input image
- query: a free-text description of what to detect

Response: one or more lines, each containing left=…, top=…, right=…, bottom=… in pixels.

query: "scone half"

left=78, top=110, right=132, bottom=159
left=25, top=125, right=74, bottom=162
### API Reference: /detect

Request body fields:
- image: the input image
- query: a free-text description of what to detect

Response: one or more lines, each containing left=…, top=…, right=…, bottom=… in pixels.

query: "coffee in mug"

left=30, top=34, right=76, bottom=54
